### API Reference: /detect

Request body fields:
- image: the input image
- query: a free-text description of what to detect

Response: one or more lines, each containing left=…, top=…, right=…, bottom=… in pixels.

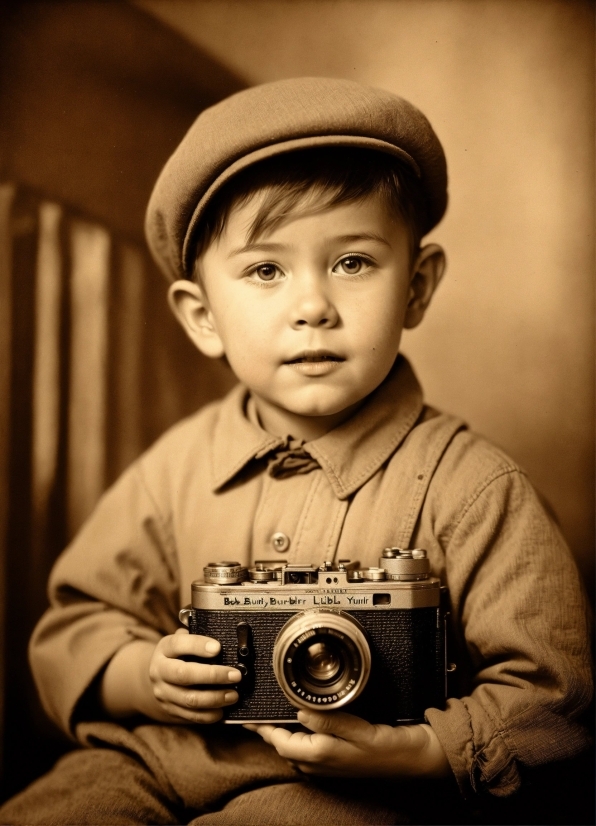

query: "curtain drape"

left=0, top=182, right=235, bottom=796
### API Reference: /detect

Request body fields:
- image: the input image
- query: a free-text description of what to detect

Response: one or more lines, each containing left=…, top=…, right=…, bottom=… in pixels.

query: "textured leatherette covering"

left=188, top=608, right=444, bottom=723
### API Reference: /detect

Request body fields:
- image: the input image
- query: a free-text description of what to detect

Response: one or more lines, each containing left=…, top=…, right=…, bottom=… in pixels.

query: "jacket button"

left=271, top=532, right=290, bottom=552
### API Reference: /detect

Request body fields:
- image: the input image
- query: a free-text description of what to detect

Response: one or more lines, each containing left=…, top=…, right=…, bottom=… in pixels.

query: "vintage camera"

left=180, top=549, right=451, bottom=725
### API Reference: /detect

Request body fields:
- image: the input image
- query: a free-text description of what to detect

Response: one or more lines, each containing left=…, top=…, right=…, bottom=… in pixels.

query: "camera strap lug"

left=179, top=607, right=192, bottom=627
left=440, top=586, right=458, bottom=696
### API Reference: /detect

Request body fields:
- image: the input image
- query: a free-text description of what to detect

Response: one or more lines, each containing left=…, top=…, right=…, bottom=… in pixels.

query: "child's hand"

left=100, top=629, right=241, bottom=723
left=244, top=710, right=451, bottom=778
left=148, top=629, right=242, bottom=723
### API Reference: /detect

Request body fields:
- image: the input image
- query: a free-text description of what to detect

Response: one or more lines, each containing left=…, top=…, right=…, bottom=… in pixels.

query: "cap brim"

left=182, top=134, right=420, bottom=276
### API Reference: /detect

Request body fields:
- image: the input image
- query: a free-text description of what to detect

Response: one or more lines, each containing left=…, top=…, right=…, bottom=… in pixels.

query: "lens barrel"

left=273, top=609, right=371, bottom=711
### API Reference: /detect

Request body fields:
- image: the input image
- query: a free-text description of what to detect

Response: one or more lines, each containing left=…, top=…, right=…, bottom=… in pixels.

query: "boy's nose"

left=289, top=279, right=339, bottom=329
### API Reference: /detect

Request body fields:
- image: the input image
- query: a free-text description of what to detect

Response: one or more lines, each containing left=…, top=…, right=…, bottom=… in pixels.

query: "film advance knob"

left=203, top=562, right=248, bottom=585
left=379, top=549, right=430, bottom=581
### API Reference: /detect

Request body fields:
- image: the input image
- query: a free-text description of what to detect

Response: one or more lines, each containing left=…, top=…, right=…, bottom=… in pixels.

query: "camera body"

left=180, top=550, right=449, bottom=725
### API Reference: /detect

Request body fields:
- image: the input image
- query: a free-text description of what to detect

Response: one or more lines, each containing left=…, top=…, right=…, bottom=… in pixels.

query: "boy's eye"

left=335, top=256, right=368, bottom=275
left=253, top=264, right=279, bottom=281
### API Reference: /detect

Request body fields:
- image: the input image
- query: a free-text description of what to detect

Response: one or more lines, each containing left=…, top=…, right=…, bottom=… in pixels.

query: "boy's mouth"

left=285, top=350, right=344, bottom=364
left=284, top=350, right=345, bottom=377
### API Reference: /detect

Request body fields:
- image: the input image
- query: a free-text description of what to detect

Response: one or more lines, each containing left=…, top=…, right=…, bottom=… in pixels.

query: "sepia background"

left=0, top=0, right=593, bottom=807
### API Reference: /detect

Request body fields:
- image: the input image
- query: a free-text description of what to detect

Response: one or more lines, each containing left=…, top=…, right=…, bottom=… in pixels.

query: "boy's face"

left=171, top=192, right=444, bottom=438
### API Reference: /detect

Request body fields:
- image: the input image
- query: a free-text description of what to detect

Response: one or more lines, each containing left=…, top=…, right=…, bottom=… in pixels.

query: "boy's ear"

left=167, top=280, right=226, bottom=359
left=404, top=244, right=446, bottom=329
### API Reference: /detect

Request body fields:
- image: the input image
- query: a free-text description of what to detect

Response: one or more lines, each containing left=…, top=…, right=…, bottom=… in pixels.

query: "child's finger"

left=156, top=656, right=241, bottom=687
left=296, top=710, right=375, bottom=741
left=161, top=631, right=222, bottom=659
left=245, top=725, right=328, bottom=761
left=242, top=723, right=283, bottom=745
left=158, top=703, right=225, bottom=725
left=244, top=724, right=299, bottom=749
left=157, top=683, right=238, bottom=711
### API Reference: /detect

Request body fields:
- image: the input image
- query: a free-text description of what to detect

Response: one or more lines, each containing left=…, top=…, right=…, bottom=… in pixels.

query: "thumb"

left=297, top=709, right=371, bottom=740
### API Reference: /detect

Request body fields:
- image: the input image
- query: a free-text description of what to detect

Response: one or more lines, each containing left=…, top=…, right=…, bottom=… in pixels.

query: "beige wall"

left=138, top=0, right=594, bottom=583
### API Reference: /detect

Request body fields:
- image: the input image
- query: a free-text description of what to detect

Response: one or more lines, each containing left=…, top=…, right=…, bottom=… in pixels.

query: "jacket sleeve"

left=29, top=459, right=180, bottom=737
left=423, top=458, right=593, bottom=799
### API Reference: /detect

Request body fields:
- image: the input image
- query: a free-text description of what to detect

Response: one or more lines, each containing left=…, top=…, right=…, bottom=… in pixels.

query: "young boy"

left=1, top=77, right=592, bottom=825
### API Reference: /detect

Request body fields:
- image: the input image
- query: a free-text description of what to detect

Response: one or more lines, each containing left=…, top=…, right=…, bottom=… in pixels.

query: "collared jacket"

left=29, top=357, right=593, bottom=799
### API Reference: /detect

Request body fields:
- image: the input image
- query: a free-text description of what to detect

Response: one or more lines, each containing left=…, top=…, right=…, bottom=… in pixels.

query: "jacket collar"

left=210, top=355, right=424, bottom=499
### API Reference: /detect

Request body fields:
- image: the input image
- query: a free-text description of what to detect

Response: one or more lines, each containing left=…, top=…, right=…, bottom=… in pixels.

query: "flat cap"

left=145, top=77, right=448, bottom=282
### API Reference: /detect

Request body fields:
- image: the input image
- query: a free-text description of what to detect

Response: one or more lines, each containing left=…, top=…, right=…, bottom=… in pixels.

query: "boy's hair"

left=192, top=147, right=427, bottom=281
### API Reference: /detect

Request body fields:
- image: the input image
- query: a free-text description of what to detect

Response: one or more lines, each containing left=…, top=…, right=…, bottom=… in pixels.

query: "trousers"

left=0, top=722, right=419, bottom=826
left=1, top=721, right=588, bottom=826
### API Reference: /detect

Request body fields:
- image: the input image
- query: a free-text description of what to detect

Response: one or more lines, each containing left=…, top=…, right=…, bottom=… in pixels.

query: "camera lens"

left=273, top=609, right=371, bottom=710
left=302, top=640, right=343, bottom=684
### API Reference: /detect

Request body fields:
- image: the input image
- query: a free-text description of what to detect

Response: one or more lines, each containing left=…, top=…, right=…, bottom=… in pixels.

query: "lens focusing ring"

left=273, top=609, right=371, bottom=711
